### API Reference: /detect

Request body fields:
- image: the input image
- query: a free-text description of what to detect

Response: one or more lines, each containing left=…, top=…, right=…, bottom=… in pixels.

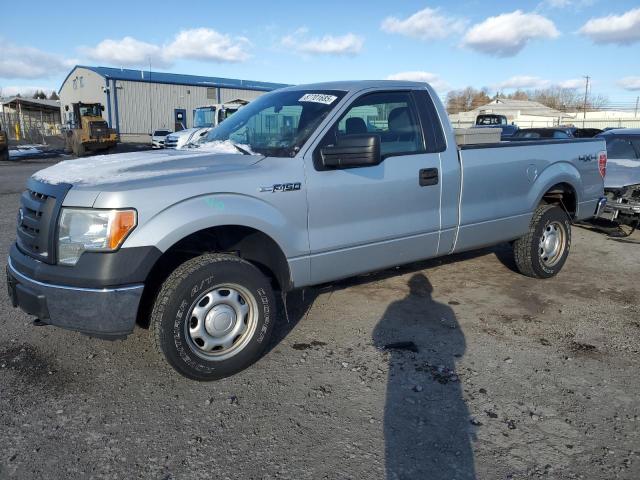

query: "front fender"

left=123, top=193, right=308, bottom=258
left=528, top=161, right=582, bottom=211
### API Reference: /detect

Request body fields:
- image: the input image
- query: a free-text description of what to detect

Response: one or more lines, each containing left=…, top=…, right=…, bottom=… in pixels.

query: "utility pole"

left=635, top=96, right=639, bottom=118
left=582, top=75, right=590, bottom=121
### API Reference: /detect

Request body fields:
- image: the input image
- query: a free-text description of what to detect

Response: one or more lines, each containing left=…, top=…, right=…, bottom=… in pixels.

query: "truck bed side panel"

left=454, top=139, right=604, bottom=252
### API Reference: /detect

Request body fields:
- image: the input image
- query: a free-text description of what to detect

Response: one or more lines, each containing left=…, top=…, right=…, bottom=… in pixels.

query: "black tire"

left=73, top=137, right=85, bottom=157
left=150, top=253, right=276, bottom=381
left=513, top=204, right=571, bottom=279
left=0, top=148, right=8, bottom=162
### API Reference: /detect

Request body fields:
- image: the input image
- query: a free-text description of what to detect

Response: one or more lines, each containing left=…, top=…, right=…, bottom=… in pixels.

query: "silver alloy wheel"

left=538, top=220, right=566, bottom=268
left=185, top=283, right=258, bottom=361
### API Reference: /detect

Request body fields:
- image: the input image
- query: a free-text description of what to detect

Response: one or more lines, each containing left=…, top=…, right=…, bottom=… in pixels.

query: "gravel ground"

left=1, top=159, right=639, bottom=480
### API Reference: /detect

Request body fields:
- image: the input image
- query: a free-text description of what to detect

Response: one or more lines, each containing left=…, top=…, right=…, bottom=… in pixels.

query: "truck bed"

left=453, top=137, right=606, bottom=252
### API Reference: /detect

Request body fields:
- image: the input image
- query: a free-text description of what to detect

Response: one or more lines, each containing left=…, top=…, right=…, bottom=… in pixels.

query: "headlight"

left=57, top=208, right=137, bottom=265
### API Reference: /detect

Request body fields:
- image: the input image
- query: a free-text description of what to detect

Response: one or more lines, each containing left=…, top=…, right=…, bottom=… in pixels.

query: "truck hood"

left=604, top=158, right=640, bottom=190
left=33, top=142, right=263, bottom=189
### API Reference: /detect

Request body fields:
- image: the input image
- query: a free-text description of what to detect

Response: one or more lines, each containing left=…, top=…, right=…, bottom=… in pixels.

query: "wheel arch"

left=136, top=224, right=292, bottom=328
left=530, top=162, right=581, bottom=218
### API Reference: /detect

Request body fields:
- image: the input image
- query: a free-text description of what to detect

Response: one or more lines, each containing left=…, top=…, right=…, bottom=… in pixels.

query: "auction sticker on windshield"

left=299, top=93, right=338, bottom=105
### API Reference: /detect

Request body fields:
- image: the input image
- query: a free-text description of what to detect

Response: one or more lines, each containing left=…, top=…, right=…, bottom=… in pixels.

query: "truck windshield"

left=218, top=107, right=238, bottom=124
left=204, top=90, right=346, bottom=157
left=194, top=107, right=216, bottom=128
left=79, top=105, right=102, bottom=117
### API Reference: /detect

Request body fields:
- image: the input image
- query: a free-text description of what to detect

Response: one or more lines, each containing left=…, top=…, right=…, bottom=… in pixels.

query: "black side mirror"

left=320, top=134, right=381, bottom=169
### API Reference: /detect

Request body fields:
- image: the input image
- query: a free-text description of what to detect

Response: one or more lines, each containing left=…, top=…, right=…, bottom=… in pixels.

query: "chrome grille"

left=16, top=180, right=70, bottom=264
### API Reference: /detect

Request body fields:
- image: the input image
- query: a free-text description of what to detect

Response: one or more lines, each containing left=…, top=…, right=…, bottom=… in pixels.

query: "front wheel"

left=513, top=204, right=571, bottom=278
left=150, top=253, right=276, bottom=380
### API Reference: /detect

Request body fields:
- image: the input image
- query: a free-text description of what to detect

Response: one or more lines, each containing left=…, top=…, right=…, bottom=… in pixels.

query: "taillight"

left=598, top=151, right=607, bottom=178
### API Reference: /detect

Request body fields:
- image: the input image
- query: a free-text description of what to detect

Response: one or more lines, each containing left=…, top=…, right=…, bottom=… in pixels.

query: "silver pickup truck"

left=7, top=80, right=607, bottom=380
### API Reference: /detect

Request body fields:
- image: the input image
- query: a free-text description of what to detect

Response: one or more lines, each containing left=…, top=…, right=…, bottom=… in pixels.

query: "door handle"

left=419, top=168, right=439, bottom=186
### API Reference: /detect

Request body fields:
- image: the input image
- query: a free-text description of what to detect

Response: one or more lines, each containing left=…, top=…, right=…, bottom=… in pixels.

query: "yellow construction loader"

left=64, top=102, right=117, bottom=157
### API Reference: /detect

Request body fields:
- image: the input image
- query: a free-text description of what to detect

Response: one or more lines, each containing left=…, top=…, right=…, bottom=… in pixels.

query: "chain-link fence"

left=0, top=111, right=63, bottom=145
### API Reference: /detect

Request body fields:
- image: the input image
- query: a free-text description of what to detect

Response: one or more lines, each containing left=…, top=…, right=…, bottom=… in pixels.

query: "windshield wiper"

left=232, top=143, right=251, bottom=155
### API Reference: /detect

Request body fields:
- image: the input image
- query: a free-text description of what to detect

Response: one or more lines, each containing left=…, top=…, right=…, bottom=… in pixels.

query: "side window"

left=552, top=131, right=570, bottom=139
left=328, top=91, right=425, bottom=158
left=607, top=138, right=638, bottom=159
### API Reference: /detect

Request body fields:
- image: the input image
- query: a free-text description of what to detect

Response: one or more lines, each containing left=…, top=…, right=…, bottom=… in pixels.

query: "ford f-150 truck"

left=7, top=81, right=607, bottom=381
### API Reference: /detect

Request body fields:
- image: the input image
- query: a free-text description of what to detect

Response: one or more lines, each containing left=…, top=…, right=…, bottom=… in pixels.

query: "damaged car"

left=597, top=129, right=640, bottom=234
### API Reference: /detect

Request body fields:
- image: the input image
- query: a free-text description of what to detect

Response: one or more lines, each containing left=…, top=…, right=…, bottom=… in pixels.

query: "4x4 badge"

left=259, top=183, right=301, bottom=193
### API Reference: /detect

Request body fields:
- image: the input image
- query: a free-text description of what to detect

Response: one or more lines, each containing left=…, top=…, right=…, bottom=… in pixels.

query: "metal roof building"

left=59, top=65, right=289, bottom=142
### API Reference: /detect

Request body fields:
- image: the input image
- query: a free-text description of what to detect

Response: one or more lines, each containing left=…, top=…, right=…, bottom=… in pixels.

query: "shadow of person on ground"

left=373, top=273, right=476, bottom=480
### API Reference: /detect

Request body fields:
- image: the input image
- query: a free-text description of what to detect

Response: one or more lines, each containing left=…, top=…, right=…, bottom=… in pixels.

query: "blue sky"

left=1, top=0, right=639, bottom=107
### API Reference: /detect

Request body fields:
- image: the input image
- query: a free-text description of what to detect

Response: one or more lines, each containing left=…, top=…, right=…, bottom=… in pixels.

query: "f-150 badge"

left=259, top=183, right=301, bottom=193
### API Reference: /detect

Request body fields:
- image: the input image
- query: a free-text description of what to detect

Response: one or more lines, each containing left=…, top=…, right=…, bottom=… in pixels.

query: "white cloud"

left=83, top=36, right=169, bottom=68
left=165, top=28, right=251, bottom=63
left=540, top=0, right=594, bottom=9
left=578, top=8, right=640, bottom=45
left=0, top=85, right=56, bottom=97
left=0, top=39, right=76, bottom=79
left=83, top=28, right=251, bottom=68
left=281, top=29, right=363, bottom=56
left=462, top=10, right=560, bottom=56
left=557, top=78, right=585, bottom=89
left=386, top=71, right=449, bottom=91
left=381, top=7, right=467, bottom=40
left=618, top=77, right=640, bottom=91
left=493, top=75, right=550, bottom=89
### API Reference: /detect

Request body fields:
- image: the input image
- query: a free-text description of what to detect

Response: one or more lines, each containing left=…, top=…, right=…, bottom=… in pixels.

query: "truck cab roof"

left=281, top=80, right=435, bottom=94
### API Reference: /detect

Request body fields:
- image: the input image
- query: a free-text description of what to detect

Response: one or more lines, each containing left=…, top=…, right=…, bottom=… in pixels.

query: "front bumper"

left=7, top=257, right=143, bottom=339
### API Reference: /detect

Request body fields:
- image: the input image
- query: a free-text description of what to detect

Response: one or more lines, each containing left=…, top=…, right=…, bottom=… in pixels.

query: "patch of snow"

left=9, top=147, right=43, bottom=159
left=195, top=140, right=255, bottom=155
left=32, top=151, right=205, bottom=186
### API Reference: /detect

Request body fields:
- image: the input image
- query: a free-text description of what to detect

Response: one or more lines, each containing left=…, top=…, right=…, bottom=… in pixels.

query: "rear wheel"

left=513, top=204, right=571, bottom=278
left=150, top=253, right=276, bottom=381
left=0, top=148, right=8, bottom=161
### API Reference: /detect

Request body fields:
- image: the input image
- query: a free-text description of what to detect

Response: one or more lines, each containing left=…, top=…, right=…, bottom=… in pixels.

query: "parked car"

left=164, top=100, right=247, bottom=149
left=596, top=128, right=640, bottom=229
left=472, top=114, right=519, bottom=139
left=151, top=129, right=172, bottom=149
left=7, top=80, right=606, bottom=381
left=511, top=128, right=574, bottom=140
left=570, top=128, right=603, bottom=138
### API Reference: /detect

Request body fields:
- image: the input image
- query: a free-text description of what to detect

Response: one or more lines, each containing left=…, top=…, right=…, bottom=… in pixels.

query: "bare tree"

left=446, top=87, right=491, bottom=114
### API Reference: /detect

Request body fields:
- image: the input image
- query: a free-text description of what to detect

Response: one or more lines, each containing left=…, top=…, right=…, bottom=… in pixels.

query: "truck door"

left=304, top=90, right=444, bottom=284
